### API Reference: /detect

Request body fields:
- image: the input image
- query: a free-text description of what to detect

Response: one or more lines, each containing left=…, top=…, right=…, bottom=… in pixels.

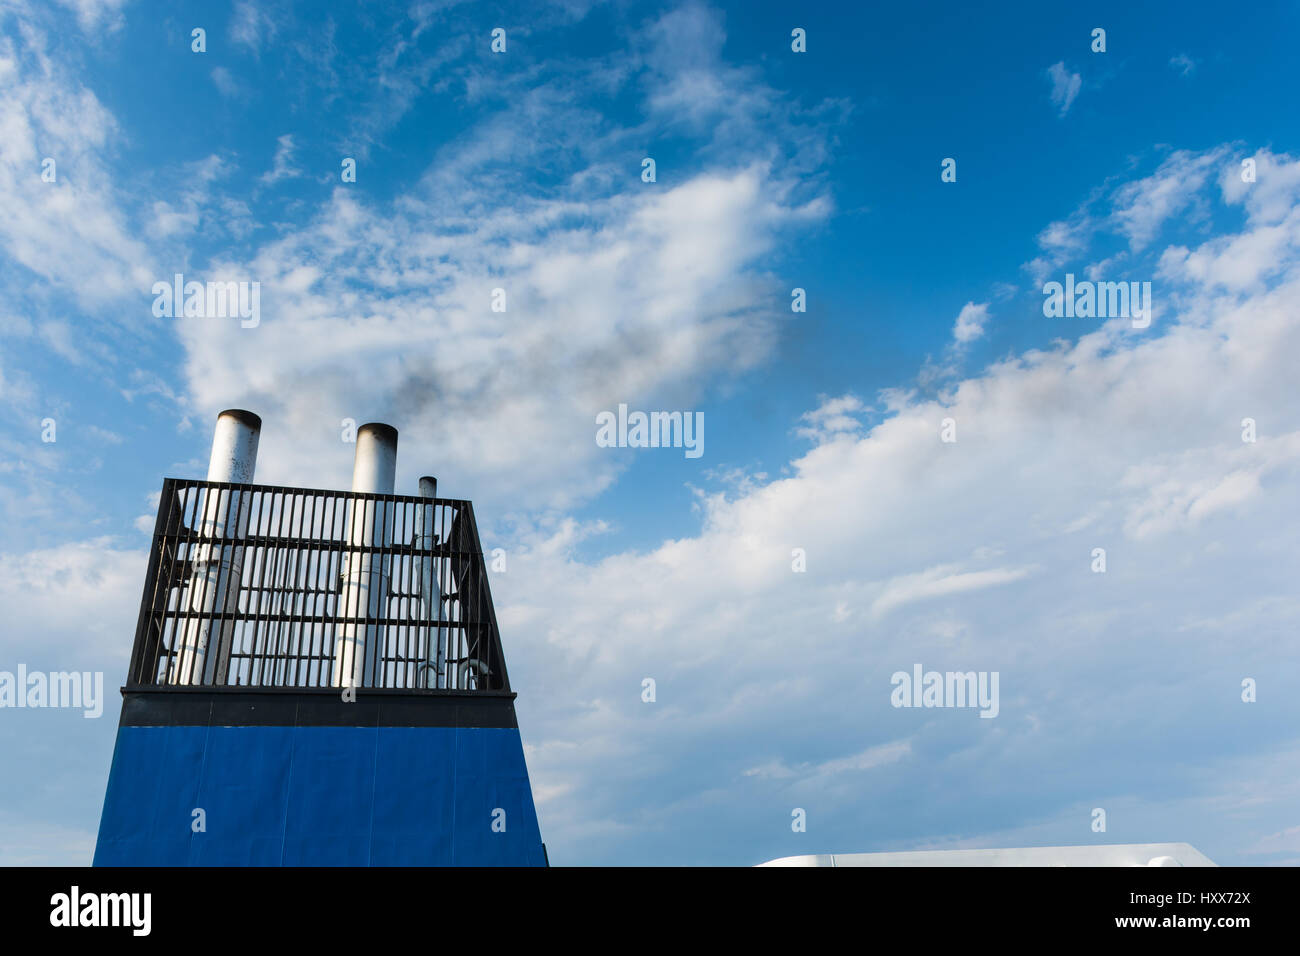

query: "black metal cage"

left=126, top=479, right=509, bottom=693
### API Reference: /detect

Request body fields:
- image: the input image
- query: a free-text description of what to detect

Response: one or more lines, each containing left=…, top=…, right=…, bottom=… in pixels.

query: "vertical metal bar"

left=277, top=489, right=295, bottom=686
left=272, top=488, right=291, bottom=686
left=211, top=484, right=230, bottom=685
left=465, top=502, right=507, bottom=691
left=299, top=492, right=319, bottom=686
left=303, top=493, right=321, bottom=687
left=286, top=490, right=306, bottom=685
left=163, top=482, right=195, bottom=686
left=393, top=498, right=403, bottom=688
left=249, top=488, right=276, bottom=687
left=380, top=494, right=394, bottom=688
left=127, top=479, right=172, bottom=685
left=266, top=489, right=284, bottom=685
left=438, top=500, right=447, bottom=689
left=391, top=499, right=400, bottom=689
left=181, top=483, right=217, bottom=685
left=321, top=490, right=342, bottom=688
left=326, top=490, right=344, bottom=688
left=404, top=501, right=411, bottom=688
left=153, top=483, right=182, bottom=683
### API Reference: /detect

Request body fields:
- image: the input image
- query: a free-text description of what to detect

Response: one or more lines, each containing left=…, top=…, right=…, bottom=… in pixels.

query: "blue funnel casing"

left=93, top=475, right=546, bottom=866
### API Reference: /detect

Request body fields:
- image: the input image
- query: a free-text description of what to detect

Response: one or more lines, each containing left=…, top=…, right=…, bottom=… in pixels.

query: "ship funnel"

left=96, top=412, right=547, bottom=866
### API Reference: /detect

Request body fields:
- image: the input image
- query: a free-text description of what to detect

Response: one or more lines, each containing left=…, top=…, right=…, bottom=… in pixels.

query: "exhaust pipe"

left=172, top=410, right=261, bottom=685
left=334, top=423, right=398, bottom=688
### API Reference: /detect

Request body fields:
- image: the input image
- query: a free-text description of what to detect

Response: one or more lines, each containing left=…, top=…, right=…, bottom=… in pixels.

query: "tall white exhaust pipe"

left=334, top=423, right=398, bottom=688
left=172, top=409, right=261, bottom=685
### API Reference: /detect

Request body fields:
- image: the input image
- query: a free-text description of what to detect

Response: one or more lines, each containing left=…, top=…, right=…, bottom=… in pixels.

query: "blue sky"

left=1, top=0, right=1299, bottom=865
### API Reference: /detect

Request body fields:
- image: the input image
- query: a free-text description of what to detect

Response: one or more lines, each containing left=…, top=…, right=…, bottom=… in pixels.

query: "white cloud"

left=1119, top=433, right=1300, bottom=539
left=491, top=149, right=1300, bottom=861
left=1025, top=146, right=1246, bottom=282
left=745, top=739, right=912, bottom=781
left=0, top=19, right=156, bottom=309
left=1220, top=148, right=1300, bottom=224
left=0, top=538, right=146, bottom=661
left=1046, top=62, right=1081, bottom=116
left=871, top=563, right=1035, bottom=618
left=210, top=66, right=243, bottom=99
left=1110, top=148, right=1227, bottom=251
left=259, top=133, right=302, bottom=185
left=174, top=163, right=825, bottom=510
left=795, top=394, right=866, bottom=442
left=52, top=0, right=128, bottom=33
left=1024, top=212, right=1094, bottom=284
left=952, top=301, right=989, bottom=344
left=230, top=0, right=276, bottom=54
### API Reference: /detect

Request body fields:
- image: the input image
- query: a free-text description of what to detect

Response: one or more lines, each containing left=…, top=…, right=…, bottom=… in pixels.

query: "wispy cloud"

left=871, top=563, right=1034, bottom=618
left=230, top=0, right=278, bottom=55
left=1046, top=61, right=1081, bottom=116
left=259, top=133, right=302, bottom=185
left=951, top=301, right=989, bottom=345
left=796, top=394, right=867, bottom=443
left=744, top=740, right=912, bottom=781
left=210, top=65, right=243, bottom=98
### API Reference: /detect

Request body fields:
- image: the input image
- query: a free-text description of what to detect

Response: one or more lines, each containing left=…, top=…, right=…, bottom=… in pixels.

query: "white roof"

left=759, top=842, right=1216, bottom=867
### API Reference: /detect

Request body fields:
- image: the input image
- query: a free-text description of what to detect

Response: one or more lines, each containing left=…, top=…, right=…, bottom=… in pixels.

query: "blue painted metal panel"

left=370, top=727, right=457, bottom=866
left=192, top=726, right=294, bottom=866
left=94, top=725, right=545, bottom=866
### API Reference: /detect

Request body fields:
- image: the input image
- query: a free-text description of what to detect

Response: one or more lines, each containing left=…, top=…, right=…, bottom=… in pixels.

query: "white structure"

left=171, top=409, right=261, bottom=684
left=333, top=423, right=398, bottom=688
left=759, top=842, right=1216, bottom=867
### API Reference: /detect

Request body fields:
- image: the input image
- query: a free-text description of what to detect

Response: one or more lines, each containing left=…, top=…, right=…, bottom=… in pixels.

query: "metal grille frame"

left=126, top=479, right=509, bottom=694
